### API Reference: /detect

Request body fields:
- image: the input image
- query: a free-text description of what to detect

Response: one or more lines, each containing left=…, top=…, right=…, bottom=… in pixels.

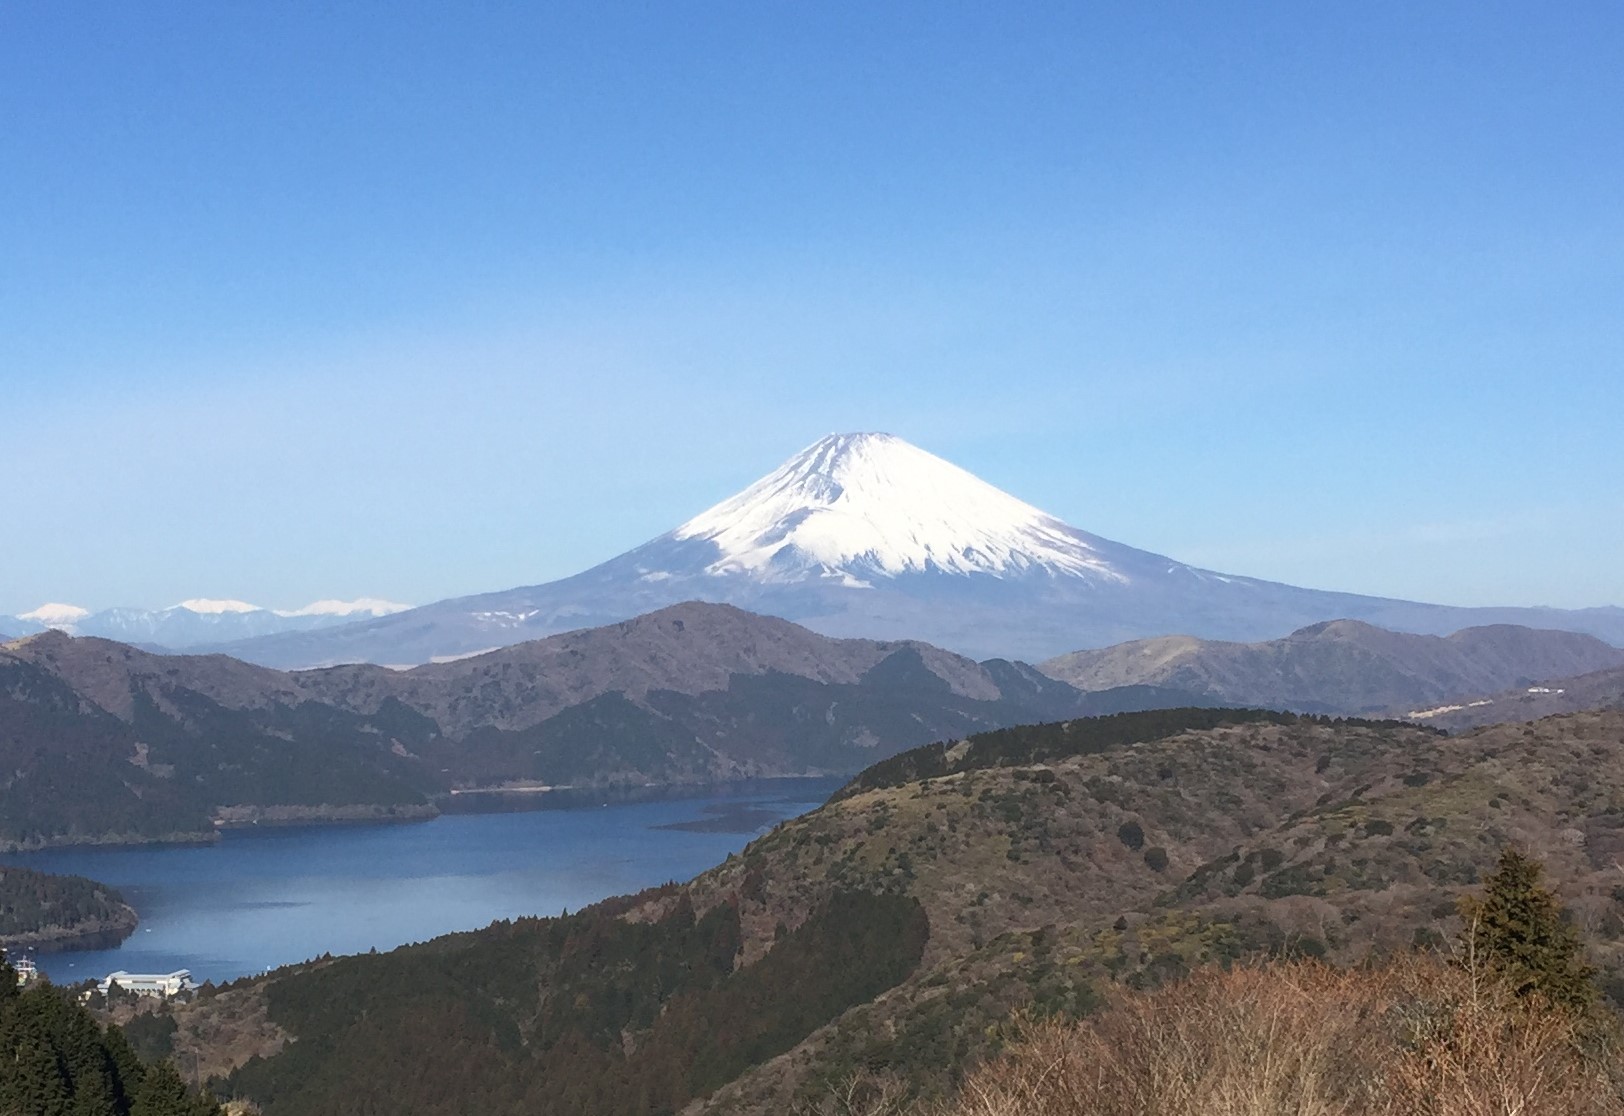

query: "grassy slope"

left=694, top=710, right=1624, bottom=1111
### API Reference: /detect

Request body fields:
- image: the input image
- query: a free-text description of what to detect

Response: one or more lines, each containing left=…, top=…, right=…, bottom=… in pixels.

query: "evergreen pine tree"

left=130, top=1060, right=218, bottom=1116
left=1458, top=847, right=1596, bottom=1012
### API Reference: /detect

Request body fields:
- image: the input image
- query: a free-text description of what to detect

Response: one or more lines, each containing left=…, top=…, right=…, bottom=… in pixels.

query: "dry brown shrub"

left=929, top=958, right=1622, bottom=1116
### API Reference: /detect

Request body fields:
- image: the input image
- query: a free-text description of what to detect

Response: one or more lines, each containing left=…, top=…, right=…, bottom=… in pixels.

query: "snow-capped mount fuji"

left=0, top=597, right=410, bottom=649
left=669, top=432, right=1125, bottom=585
left=203, top=432, right=1624, bottom=670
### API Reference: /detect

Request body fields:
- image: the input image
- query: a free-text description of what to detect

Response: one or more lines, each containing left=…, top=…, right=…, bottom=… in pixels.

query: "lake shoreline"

left=1, top=902, right=140, bottom=954
left=2, top=776, right=845, bottom=853
left=12, top=778, right=844, bottom=985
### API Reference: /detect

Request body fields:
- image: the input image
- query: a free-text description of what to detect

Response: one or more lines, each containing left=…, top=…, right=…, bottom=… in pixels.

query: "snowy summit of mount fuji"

left=668, top=433, right=1124, bottom=586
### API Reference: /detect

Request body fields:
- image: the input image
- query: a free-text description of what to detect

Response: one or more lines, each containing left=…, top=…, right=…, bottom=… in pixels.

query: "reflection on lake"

left=7, top=779, right=839, bottom=984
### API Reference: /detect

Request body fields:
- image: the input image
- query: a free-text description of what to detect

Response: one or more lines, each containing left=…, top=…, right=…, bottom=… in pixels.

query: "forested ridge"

left=833, top=706, right=1434, bottom=799
left=220, top=889, right=927, bottom=1115
left=0, top=614, right=1172, bottom=851
left=0, top=865, right=138, bottom=947
left=0, top=655, right=441, bottom=851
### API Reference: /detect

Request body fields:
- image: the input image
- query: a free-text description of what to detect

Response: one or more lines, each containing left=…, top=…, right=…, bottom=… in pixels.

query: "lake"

left=7, top=779, right=840, bottom=985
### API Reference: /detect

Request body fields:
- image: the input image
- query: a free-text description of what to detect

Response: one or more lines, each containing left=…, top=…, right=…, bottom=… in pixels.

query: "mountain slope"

left=161, top=707, right=1624, bottom=1115
left=0, top=605, right=1181, bottom=848
left=205, top=433, right=1624, bottom=669
left=1039, top=620, right=1624, bottom=714
left=0, top=648, right=441, bottom=851
left=1405, top=662, right=1624, bottom=731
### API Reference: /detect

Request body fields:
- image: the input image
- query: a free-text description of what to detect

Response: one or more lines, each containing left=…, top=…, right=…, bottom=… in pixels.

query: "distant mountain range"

left=191, top=432, right=1624, bottom=669
left=1038, top=619, right=1624, bottom=715
left=0, top=602, right=1196, bottom=850
left=0, top=597, right=409, bottom=649
left=8, top=599, right=1624, bottom=851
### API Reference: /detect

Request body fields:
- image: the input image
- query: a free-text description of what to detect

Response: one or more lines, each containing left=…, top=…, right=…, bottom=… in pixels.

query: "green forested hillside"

left=0, top=654, right=441, bottom=850
left=0, top=658, right=208, bottom=847
left=0, top=958, right=219, bottom=1116
left=221, top=889, right=927, bottom=1115
left=0, top=865, right=138, bottom=948
left=149, top=707, right=1624, bottom=1115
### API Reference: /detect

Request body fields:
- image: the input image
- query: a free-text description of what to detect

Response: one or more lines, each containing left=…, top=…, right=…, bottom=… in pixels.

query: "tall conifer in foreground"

left=1458, top=847, right=1596, bottom=1013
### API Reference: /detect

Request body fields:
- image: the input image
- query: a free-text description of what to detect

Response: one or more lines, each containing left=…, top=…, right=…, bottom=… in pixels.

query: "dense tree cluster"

left=0, top=865, right=133, bottom=940
left=224, top=889, right=928, bottom=1115
left=0, top=957, right=219, bottom=1116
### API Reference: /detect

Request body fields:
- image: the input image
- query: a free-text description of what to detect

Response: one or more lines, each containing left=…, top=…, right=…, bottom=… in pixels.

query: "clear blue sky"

left=3, top=2, right=1621, bottom=617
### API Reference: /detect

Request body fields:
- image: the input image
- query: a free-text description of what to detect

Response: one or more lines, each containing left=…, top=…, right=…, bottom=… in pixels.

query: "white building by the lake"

left=98, top=969, right=196, bottom=997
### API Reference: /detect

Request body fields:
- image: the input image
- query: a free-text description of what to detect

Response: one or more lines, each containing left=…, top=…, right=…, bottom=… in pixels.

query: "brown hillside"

left=1040, top=620, right=1624, bottom=715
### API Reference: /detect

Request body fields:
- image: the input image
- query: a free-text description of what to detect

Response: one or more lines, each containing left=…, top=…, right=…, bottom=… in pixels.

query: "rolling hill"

left=149, top=706, right=1624, bottom=1115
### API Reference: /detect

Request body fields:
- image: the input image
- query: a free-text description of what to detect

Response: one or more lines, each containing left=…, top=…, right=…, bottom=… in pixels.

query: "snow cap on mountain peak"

left=671, top=432, right=1124, bottom=583
left=173, top=598, right=263, bottom=614
left=18, top=602, right=91, bottom=628
left=280, top=598, right=411, bottom=618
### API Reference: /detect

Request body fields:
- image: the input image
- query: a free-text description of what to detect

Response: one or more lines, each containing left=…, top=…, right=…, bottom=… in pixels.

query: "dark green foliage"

left=121, top=1011, right=178, bottom=1063
left=1116, top=821, right=1145, bottom=850
left=0, top=865, right=132, bottom=939
left=226, top=889, right=927, bottom=1115
left=1260, top=863, right=1325, bottom=899
left=1459, top=847, right=1596, bottom=1013
left=835, top=708, right=1427, bottom=800
left=806, top=924, right=1104, bottom=1102
left=444, top=658, right=1127, bottom=789
left=126, top=689, right=436, bottom=810
left=0, top=657, right=440, bottom=849
left=129, top=1060, right=219, bottom=1116
left=860, top=648, right=953, bottom=693
left=0, top=955, right=220, bottom=1116
left=457, top=692, right=720, bottom=786
left=0, top=660, right=208, bottom=847
left=1143, top=847, right=1169, bottom=873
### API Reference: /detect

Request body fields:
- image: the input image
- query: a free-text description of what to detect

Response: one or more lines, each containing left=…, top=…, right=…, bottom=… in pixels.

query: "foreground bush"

left=934, top=958, right=1620, bottom=1116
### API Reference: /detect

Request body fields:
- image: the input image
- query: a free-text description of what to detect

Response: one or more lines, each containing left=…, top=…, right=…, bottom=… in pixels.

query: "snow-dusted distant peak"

left=19, top=602, right=91, bottom=628
left=671, top=432, right=1126, bottom=583
left=173, top=598, right=264, bottom=615
left=279, top=598, right=411, bottom=618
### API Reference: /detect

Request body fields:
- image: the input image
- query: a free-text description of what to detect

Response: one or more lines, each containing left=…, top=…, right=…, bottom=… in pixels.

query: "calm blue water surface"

left=8, top=780, right=839, bottom=984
